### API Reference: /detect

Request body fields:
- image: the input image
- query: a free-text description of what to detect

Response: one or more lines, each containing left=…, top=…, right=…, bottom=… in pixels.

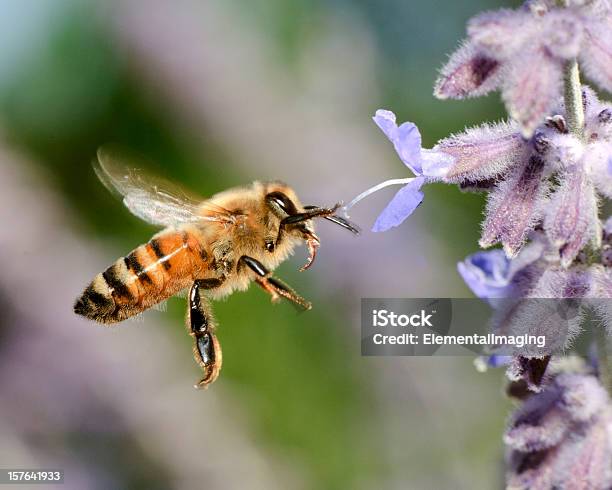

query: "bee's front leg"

left=188, top=280, right=223, bottom=389
left=238, top=255, right=312, bottom=311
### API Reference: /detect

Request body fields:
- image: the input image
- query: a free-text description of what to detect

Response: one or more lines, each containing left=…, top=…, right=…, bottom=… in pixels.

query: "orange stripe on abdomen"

left=123, top=228, right=208, bottom=312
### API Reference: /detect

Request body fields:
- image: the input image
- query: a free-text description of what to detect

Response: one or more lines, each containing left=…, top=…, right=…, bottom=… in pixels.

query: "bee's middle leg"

left=189, top=279, right=223, bottom=389
left=238, top=255, right=312, bottom=311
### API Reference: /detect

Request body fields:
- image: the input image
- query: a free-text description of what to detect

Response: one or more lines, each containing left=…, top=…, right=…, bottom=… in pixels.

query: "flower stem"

left=562, top=59, right=585, bottom=138
left=555, top=0, right=584, bottom=135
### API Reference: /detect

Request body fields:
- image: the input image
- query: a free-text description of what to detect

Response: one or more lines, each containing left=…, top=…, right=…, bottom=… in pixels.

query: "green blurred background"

left=0, top=0, right=521, bottom=488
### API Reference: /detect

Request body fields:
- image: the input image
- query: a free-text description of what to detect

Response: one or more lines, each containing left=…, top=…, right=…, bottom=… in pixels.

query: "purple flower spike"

left=544, top=167, right=599, bottom=267
left=371, top=177, right=425, bottom=232
left=480, top=156, right=548, bottom=256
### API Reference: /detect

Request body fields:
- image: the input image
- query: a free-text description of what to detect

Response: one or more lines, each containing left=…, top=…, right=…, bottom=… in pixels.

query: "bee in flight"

left=74, top=149, right=359, bottom=388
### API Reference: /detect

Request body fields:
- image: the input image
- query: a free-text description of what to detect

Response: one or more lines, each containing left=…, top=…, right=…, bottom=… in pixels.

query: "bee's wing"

left=95, top=147, right=235, bottom=227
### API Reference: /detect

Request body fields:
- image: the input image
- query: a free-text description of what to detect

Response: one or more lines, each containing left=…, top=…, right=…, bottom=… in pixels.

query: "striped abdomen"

left=74, top=227, right=208, bottom=323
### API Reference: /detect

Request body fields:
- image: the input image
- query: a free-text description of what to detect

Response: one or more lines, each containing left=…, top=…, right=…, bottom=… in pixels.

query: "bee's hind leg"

left=188, top=280, right=223, bottom=389
left=238, top=255, right=312, bottom=311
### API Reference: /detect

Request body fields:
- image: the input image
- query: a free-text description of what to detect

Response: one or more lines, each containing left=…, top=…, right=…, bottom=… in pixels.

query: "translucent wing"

left=95, top=147, right=234, bottom=227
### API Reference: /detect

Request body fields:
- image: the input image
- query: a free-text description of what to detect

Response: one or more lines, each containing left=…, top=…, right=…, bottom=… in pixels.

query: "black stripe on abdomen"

left=102, top=265, right=133, bottom=300
left=124, top=252, right=153, bottom=285
left=150, top=238, right=171, bottom=270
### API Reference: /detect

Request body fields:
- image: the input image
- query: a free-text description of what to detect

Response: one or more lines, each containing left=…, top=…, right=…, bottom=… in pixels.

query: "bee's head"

left=263, top=182, right=359, bottom=271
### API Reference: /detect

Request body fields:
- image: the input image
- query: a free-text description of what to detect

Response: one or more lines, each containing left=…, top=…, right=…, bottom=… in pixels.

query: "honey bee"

left=74, top=148, right=359, bottom=388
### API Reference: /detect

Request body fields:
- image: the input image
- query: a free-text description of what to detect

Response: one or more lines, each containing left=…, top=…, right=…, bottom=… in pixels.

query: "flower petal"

left=373, top=110, right=423, bottom=174
left=371, top=177, right=425, bottom=232
left=480, top=155, right=548, bottom=257
left=435, top=120, right=529, bottom=183
left=434, top=40, right=502, bottom=100
left=544, top=166, right=599, bottom=267
left=581, top=19, right=612, bottom=93
left=502, top=50, right=562, bottom=137
left=372, top=109, right=397, bottom=139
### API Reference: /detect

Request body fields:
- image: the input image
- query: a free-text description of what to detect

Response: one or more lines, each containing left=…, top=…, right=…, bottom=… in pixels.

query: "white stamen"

left=342, top=178, right=416, bottom=218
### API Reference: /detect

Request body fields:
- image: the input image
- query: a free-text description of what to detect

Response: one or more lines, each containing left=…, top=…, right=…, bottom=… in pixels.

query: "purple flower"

left=344, top=110, right=454, bottom=232
left=458, top=249, right=514, bottom=300
left=435, top=0, right=612, bottom=136
left=458, top=242, right=544, bottom=303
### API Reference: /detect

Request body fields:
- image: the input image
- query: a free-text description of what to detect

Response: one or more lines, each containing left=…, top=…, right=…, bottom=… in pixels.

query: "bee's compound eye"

left=266, top=191, right=297, bottom=215
left=265, top=240, right=275, bottom=252
left=197, top=334, right=215, bottom=365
